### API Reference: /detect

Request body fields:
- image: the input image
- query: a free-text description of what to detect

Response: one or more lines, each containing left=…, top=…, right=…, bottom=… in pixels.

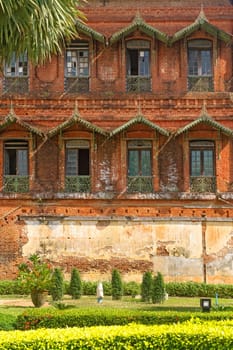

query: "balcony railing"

left=188, top=76, right=213, bottom=92
left=3, top=175, right=29, bottom=193
left=127, top=176, right=153, bottom=193
left=190, top=176, right=216, bottom=193
left=65, top=176, right=91, bottom=193
left=64, top=77, right=89, bottom=93
left=126, top=76, right=151, bottom=92
left=4, top=77, right=29, bottom=94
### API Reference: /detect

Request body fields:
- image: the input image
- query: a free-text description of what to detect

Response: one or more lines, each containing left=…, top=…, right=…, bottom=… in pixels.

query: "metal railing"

left=4, top=77, right=29, bottom=94
left=64, top=77, right=89, bottom=93
left=190, top=176, right=216, bottom=193
left=3, top=175, right=29, bottom=193
left=188, top=76, right=213, bottom=92
left=65, top=175, right=91, bottom=193
left=126, top=76, right=151, bottom=92
left=127, top=176, right=153, bottom=193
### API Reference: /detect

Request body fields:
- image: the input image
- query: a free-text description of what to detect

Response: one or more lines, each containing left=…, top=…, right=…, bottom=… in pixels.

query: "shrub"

left=152, top=272, right=166, bottom=304
left=18, top=254, right=52, bottom=293
left=15, top=307, right=233, bottom=331
left=82, top=281, right=96, bottom=295
left=165, top=282, right=233, bottom=298
left=141, top=271, right=153, bottom=302
left=123, top=281, right=140, bottom=297
left=111, top=269, right=123, bottom=300
left=0, top=313, right=16, bottom=331
left=12, top=318, right=233, bottom=350
left=50, top=268, right=64, bottom=301
left=69, top=268, right=82, bottom=299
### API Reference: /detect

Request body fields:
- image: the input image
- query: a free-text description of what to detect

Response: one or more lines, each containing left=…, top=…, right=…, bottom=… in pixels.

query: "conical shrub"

left=141, top=271, right=153, bottom=302
left=111, top=269, right=123, bottom=300
left=152, top=272, right=166, bottom=304
left=50, top=267, right=64, bottom=301
left=69, top=268, right=82, bottom=299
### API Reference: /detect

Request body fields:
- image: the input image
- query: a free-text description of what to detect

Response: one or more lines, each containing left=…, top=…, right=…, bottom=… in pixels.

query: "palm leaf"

left=0, top=0, right=84, bottom=64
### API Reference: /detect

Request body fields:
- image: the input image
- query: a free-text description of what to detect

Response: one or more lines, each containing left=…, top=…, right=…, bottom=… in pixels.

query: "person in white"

left=96, top=281, right=104, bottom=303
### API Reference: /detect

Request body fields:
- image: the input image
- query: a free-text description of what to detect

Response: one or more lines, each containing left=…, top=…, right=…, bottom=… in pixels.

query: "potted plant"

left=18, top=254, right=52, bottom=307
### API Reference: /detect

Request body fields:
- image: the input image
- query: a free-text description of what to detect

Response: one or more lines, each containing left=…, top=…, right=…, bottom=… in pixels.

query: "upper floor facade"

left=0, top=3, right=233, bottom=98
left=0, top=0, right=233, bottom=202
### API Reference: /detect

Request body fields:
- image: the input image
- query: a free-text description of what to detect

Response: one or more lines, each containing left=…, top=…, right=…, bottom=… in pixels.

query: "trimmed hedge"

left=166, top=281, right=233, bottom=298
left=16, top=307, right=233, bottom=330
left=1, top=279, right=233, bottom=299
left=0, top=313, right=16, bottom=331
left=2, top=320, right=233, bottom=349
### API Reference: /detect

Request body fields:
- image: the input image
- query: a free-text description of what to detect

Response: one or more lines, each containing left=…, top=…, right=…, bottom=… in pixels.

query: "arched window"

left=187, top=40, right=213, bottom=92
left=3, top=140, right=29, bottom=192
left=4, top=53, right=28, bottom=93
left=190, top=140, right=216, bottom=193
left=65, top=41, right=89, bottom=93
left=65, top=140, right=90, bottom=193
left=126, top=40, right=151, bottom=92
left=127, top=140, right=153, bottom=193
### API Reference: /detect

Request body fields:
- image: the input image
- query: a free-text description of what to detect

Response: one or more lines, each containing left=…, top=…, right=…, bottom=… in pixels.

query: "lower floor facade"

left=1, top=197, right=233, bottom=284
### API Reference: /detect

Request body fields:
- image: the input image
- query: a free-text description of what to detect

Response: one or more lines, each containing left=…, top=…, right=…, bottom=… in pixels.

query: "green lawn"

left=1, top=294, right=233, bottom=313
left=0, top=295, right=233, bottom=331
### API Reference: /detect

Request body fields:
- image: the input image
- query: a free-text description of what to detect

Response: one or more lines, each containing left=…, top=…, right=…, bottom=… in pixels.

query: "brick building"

left=0, top=0, right=233, bottom=283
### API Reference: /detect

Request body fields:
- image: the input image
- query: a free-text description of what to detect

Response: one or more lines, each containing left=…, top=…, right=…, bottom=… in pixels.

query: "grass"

left=1, top=294, right=233, bottom=311
left=0, top=295, right=233, bottom=330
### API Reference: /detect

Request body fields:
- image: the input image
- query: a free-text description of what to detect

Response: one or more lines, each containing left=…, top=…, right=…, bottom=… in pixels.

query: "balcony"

left=190, top=176, right=216, bottom=193
left=64, top=77, right=89, bottom=93
left=3, top=175, right=29, bottom=193
left=126, top=76, right=151, bottom=92
left=127, top=176, right=153, bottom=193
left=4, top=77, right=29, bottom=94
left=65, top=176, right=91, bottom=193
left=188, top=76, right=213, bottom=92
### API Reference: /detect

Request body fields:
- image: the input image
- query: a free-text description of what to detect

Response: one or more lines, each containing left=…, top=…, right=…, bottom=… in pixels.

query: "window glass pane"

left=127, top=50, right=138, bottom=75
left=139, top=51, right=149, bottom=76
left=201, top=51, right=211, bottom=75
left=191, top=150, right=201, bottom=176
left=17, top=150, right=28, bottom=175
left=66, top=149, right=78, bottom=175
left=128, top=150, right=139, bottom=176
left=78, top=148, right=89, bottom=175
left=188, top=50, right=198, bottom=75
left=203, top=150, right=214, bottom=176
left=141, top=150, right=151, bottom=176
left=4, top=150, right=10, bottom=175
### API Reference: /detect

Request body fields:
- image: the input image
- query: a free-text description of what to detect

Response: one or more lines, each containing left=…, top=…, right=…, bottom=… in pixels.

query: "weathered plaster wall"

left=20, top=218, right=205, bottom=282
left=205, top=222, right=233, bottom=283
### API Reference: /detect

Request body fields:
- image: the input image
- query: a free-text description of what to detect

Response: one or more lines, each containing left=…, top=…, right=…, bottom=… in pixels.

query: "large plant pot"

left=31, top=290, right=48, bottom=307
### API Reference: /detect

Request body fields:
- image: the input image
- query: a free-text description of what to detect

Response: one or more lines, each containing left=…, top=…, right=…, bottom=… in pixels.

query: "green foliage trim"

left=15, top=307, right=233, bottom=330
left=2, top=320, right=233, bottom=349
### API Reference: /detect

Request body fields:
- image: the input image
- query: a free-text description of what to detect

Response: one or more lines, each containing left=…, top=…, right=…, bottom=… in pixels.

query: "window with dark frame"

left=127, top=140, right=153, bottom=193
left=65, top=42, right=89, bottom=93
left=188, top=39, right=213, bottom=92
left=4, top=53, right=28, bottom=93
left=190, top=140, right=216, bottom=193
left=126, top=40, right=151, bottom=92
left=5, top=53, right=28, bottom=77
left=3, top=140, right=29, bottom=193
left=65, top=140, right=91, bottom=193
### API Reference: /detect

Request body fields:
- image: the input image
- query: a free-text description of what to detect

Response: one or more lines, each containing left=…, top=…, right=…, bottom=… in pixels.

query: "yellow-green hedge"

left=1, top=320, right=233, bottom=349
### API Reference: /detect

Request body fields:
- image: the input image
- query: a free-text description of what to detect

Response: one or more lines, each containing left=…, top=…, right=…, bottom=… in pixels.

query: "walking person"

left=96, top=281, right=104, bottom=303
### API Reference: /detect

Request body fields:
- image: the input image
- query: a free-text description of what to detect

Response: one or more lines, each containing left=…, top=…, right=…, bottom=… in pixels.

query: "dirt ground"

left=0, top=298, right=49, bottom=307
